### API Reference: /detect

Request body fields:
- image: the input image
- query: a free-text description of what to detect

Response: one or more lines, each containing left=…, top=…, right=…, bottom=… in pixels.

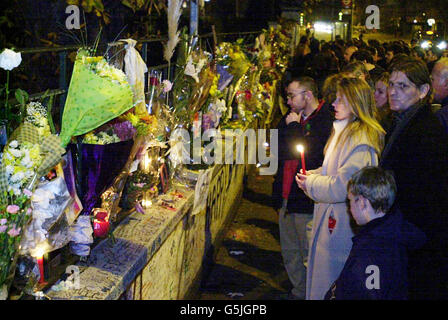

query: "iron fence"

left=5, top=31, right=260, bottom=129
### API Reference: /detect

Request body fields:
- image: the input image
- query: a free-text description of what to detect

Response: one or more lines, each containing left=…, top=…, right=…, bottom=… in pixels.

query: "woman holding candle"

left=295, top=77, right=385, bottom=300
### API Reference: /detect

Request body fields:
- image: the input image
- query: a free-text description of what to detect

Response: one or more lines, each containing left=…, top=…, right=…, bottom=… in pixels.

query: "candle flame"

left=296, top=144, right=304, bottom=153
left=34, top=247, right=45, bottom=259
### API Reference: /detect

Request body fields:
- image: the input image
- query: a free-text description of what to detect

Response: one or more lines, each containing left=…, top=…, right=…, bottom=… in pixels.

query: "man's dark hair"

left=285, top=76, right=318, bottom=99
left=377, top=46, right=386, bottom=58
left=389, top=56, right=433, bottom=104
left=366, top=46, right=377, bottom=57
left=387, top=43, right=404, bottom=55
left=368, top=39, right=380, bottom=48
left=351, top=49, right=374, bottom=64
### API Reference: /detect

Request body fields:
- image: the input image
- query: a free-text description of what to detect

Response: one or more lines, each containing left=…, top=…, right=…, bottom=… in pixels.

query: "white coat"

left=304, top=123, right=379, bottom=300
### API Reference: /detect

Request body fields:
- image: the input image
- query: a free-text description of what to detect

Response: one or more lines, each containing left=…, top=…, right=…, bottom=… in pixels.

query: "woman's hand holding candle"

left=295, top=173, right=307, bottom=192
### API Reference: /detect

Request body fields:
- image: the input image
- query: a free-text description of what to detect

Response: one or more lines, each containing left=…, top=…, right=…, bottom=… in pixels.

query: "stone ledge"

left=46, top=186, right=194, bottom=300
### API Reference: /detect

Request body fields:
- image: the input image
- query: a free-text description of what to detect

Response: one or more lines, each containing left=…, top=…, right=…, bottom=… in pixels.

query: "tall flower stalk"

left=4, top=71, right=9, bottom=121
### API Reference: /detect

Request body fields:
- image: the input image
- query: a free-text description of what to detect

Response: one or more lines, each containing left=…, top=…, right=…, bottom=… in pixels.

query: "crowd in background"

left=273, top=31, right=448, bottom=300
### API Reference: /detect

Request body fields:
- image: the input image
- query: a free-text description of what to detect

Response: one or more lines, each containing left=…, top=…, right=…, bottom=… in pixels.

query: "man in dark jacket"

left=272, top=76, right=333, bottom=299
left=380, top=57, right=448, bottom=299
left=325, top=167, right=426, bottom=300
left=431, top=57, right=448, bottom=133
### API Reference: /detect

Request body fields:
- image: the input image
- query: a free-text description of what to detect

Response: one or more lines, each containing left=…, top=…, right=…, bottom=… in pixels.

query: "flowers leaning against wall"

left=0, top=189, right=32, bottom=299
left=2, top=140, right=41, bottom=196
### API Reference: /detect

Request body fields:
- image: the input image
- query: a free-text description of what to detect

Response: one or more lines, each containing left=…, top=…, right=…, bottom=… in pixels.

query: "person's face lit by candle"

left=332, top=91, right=353, bottom=120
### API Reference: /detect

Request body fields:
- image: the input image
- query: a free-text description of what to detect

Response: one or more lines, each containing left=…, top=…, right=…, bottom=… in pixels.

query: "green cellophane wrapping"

left=59, top=54, right=134, bottom=147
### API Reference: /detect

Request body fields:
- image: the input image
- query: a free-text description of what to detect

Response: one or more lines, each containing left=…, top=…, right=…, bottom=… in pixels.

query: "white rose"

left=5, top=165, right=14, bottom=176
left=9, top=140, right=19, bottom=149
left=0, top=49, right=22, bottom=71
left=9, top=148, right=22, bottom=158
left=10, top=171, right=25, bottom=183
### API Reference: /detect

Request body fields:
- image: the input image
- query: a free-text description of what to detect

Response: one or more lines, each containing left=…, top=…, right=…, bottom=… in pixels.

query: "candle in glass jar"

left=296, top=144, right=306, bottom=175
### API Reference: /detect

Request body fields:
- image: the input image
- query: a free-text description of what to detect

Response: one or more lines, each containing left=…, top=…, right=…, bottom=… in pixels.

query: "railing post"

left=190, top=0, right=198, bottom=36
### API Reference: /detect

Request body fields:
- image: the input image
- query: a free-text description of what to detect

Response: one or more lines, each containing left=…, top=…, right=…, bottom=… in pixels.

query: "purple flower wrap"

left=69, top=139, right=134, bottom=215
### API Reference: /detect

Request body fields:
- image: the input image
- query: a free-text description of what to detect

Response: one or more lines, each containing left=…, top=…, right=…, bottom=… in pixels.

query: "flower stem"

left=4, top=71, right=10, bottom=121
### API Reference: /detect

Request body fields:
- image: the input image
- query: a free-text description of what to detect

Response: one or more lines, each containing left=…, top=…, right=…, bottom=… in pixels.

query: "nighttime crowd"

left=273, top=32, right=448, bottom=300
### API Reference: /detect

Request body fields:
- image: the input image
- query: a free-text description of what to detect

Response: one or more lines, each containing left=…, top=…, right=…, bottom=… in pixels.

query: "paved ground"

left=198, top=170, right=293, bottom=300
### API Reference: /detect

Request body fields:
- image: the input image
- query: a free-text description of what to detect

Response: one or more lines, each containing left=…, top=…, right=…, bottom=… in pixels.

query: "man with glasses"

left=272, top=76, right=333, bottom=299
left=380, top=57, right=448, bottom=299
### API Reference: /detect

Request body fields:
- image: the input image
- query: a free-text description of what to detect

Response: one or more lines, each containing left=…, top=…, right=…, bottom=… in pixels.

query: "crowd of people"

left=273, top=33, right=448, bottom=300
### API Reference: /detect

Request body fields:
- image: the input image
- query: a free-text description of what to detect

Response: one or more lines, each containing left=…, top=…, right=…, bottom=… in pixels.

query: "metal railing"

left=11, top=31, right=261, bottom=128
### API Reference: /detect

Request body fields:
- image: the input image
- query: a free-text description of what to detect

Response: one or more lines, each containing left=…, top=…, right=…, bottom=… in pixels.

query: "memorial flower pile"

left=2, top=140, right=41, bottom=195
left=0, top=190, right=32, bottom=296
left=0, top=119, right=64, bottom=298
left=59, top=49, right=134, bottom=148
left=171, top=44, right=214, bottom=126
left=82, top=55, right=129, bottom=86
left=216, top=41, right=251, bottom=81
left=82, top=120, right=136, bottom=145
left=24, top=102, right=51, bottom=139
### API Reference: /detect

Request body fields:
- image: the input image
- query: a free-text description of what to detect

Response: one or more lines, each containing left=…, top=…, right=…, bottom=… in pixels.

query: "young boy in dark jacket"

left=325, top=166, right=426, bottom=300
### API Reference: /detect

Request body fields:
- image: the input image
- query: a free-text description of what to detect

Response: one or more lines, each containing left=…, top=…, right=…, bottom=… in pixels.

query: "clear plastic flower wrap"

left=19, top=176, right=73, bottom=257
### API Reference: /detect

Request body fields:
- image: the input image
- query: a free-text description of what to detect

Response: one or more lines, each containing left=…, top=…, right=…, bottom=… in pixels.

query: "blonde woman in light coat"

left=296, top=77, right=385, bottom=300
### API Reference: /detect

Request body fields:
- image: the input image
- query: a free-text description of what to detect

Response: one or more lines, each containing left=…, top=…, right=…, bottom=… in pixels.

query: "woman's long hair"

left=324, top=77, right=386, bottom=156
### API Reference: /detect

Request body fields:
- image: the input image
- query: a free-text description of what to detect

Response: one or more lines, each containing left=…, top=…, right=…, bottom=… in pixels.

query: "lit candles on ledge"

left=34, top=248, right=46, bottom=284
left=93, top=209, right=110, bottom=238
left=296, top=144, right=306, bottom=175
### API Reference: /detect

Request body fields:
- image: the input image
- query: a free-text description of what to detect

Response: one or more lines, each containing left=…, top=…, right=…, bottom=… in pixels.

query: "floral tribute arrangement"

left=0, top=115, right=65, bottom=299
left=59, top=49, right=135, bottom=148
left=171, top=31, right=214, bottom=128
left=0, top=19, right=297, bottom=299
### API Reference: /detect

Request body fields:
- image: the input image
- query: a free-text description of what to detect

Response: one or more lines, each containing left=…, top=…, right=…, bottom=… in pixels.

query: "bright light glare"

left=314, top=22, right=333, bottom=34
left=296, top=144, right=304, bottom=153
left=421, top=41, right=430, bottom=49
left=438, top=41, right=447, bottom=50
